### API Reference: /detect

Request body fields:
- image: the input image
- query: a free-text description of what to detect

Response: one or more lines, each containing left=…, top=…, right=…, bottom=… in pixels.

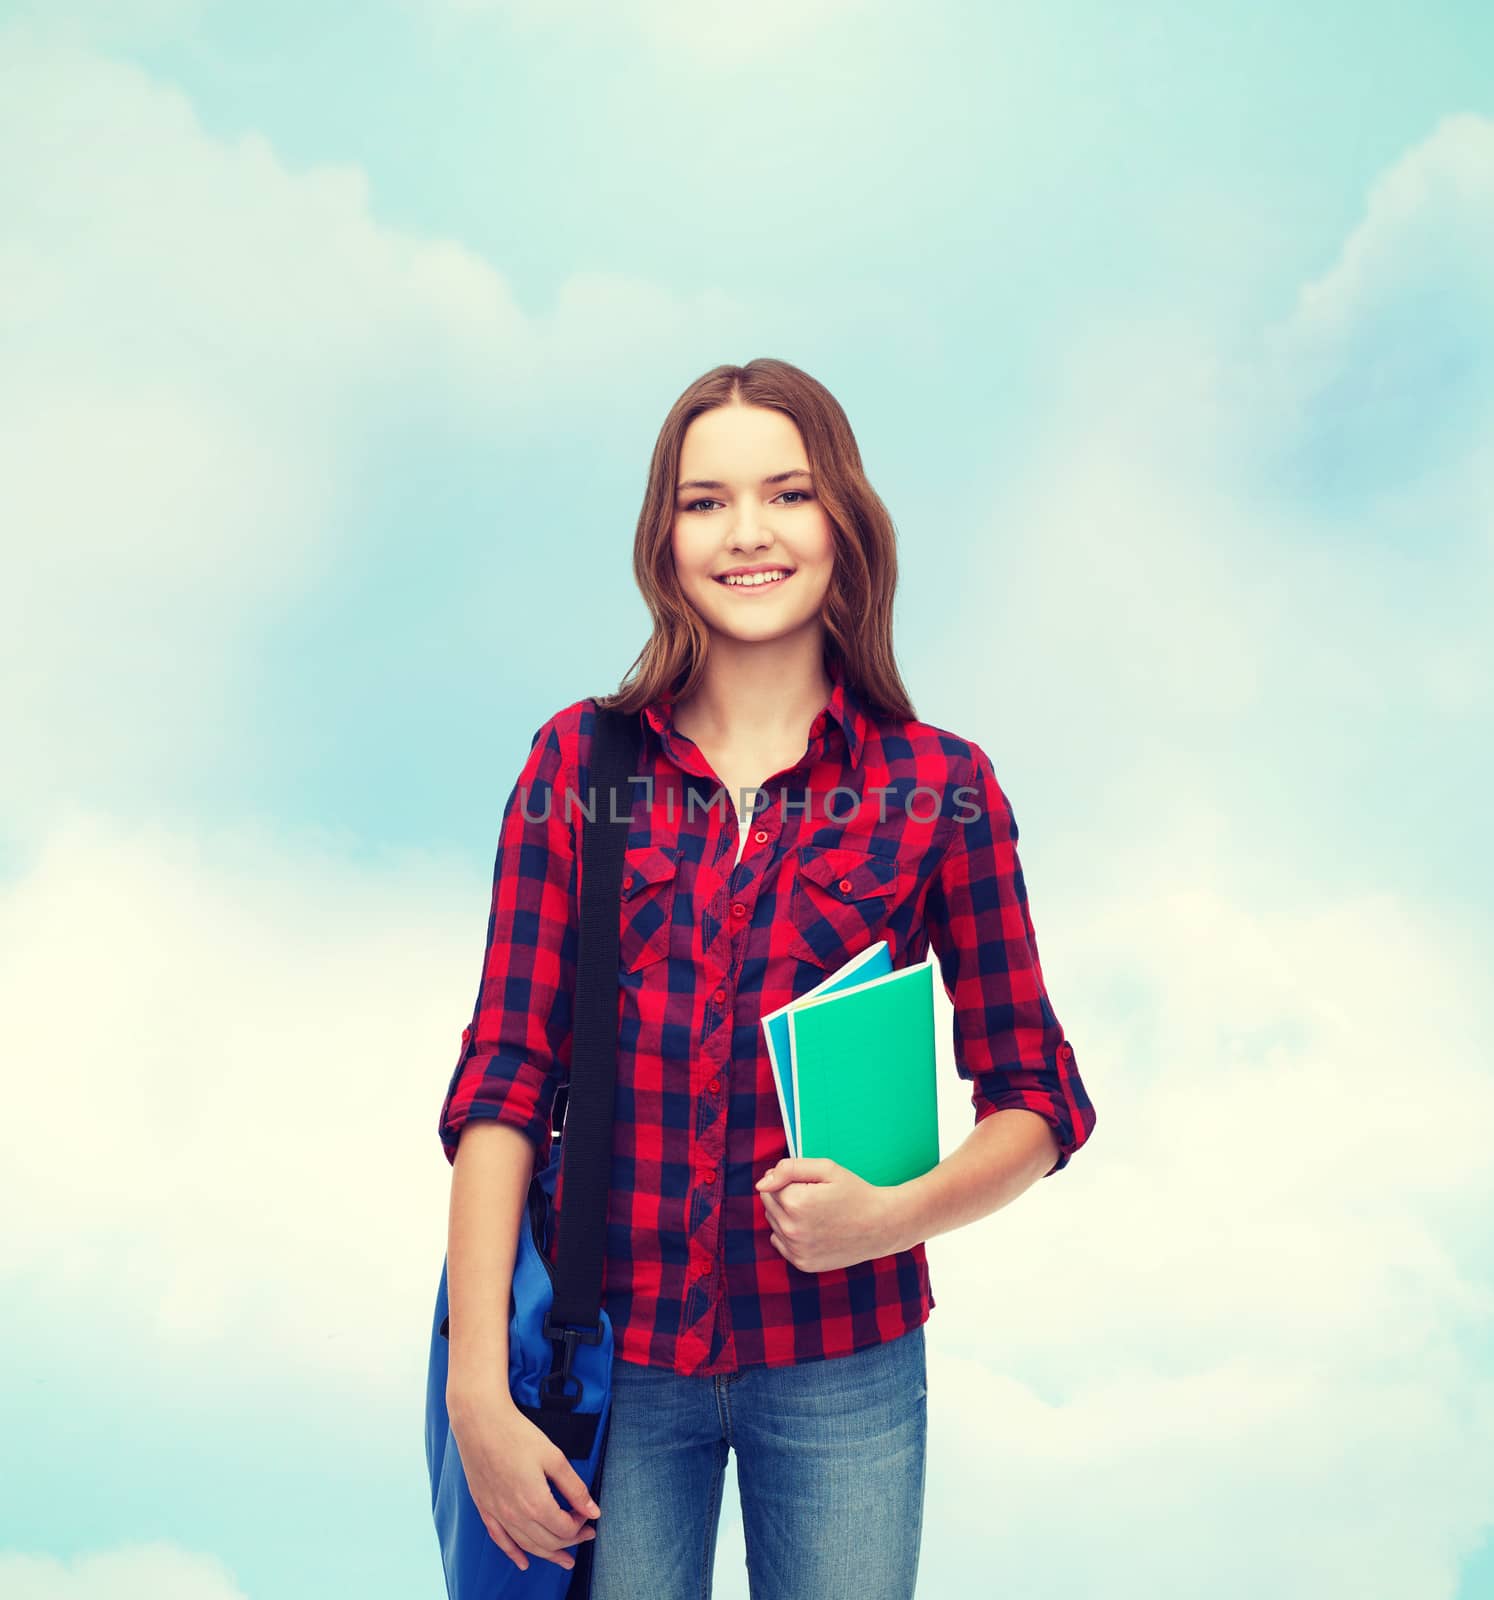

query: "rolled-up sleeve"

left=923, top=740, right=1096, bottom=1176
left=438, top=714, right=578, bottom=1168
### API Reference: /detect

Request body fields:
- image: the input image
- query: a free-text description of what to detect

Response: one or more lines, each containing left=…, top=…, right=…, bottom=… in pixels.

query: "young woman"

left=438, top=358, right=1097, bottom=1599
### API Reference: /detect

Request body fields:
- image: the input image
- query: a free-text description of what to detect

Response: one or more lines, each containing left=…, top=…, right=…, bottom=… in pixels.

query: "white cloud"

left=1275, top=111, right=1494, bottom=352
left=0, top=25, right=509, bottom=832
left=0, top=23, right=747, bottom=836
left=0, top=1543, right=244, bottom=1600
left=925, top=127, right=1494, bottom=776
left=920, top=1352, right=1493, bottom=1597
left=1253, top=111, right=1494, bottom=551
left=0, top=810, right=471, bottom=1387
left=910, top=836, right=1494, bottom=1590
left=956, top=118, right=1494, bottom=779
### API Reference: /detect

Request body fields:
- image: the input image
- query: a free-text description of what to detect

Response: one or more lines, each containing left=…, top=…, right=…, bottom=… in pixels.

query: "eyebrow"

left=676, top=469, right=813, bottom=492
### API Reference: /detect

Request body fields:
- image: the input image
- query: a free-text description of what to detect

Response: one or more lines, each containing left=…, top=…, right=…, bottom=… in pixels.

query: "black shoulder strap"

left=547, top=699, right=640, bottom=1343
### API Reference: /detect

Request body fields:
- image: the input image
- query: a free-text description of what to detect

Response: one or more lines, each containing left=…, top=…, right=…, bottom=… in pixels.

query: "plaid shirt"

left=438, top=658, right=1096, bottom=1375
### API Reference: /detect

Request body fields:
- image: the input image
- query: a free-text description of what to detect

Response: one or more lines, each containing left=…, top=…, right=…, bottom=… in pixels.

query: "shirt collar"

left=642, top=653, right=869, bottom=770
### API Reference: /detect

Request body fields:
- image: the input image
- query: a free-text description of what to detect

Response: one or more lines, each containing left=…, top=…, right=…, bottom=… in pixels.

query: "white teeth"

left=719, top=570, right=789, bottom=587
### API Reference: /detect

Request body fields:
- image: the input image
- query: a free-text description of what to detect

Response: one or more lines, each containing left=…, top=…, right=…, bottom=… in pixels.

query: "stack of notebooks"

left=760, top=942, right=941, bottom=1187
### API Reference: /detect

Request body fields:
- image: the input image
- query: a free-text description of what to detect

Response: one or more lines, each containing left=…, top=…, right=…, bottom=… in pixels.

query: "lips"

left=714, top=569, right=794, bottom=589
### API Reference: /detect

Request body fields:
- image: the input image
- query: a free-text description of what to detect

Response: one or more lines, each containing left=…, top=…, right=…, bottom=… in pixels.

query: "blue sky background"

left=2, top=1, right=1492, bottom=1596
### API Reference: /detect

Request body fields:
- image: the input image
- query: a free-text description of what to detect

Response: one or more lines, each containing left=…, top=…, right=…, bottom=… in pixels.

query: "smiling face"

left=671, top=401, right=835, bottom=649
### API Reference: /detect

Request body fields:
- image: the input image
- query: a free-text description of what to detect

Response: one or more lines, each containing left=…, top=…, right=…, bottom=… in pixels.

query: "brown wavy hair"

left=594, top=358, right=916, bottom=724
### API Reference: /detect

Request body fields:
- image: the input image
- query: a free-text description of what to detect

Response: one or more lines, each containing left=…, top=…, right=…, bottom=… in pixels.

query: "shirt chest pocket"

left=619, top=843, right=681, bottom=972
left=787, top=845, right=904, bottom=970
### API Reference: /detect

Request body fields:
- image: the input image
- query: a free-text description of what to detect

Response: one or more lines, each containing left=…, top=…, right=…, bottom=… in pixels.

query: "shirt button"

left=708, top=1078, right=720, bottom=1093
left=754, top=829, right=768, bottom=843
left=701, top=1169, right=716, bottom=1185
left=731, top=902, right=747, bottom=919
left=714, top=988, right=726, bottom=1004
left=838, top=878, right=852, bottom=893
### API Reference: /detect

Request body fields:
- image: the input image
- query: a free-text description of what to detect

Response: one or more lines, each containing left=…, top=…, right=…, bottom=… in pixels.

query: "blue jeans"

left=587, top=1320, right=927, bottom=1600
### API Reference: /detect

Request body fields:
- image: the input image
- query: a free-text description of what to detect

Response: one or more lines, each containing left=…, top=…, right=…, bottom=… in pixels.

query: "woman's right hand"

left=447, top=1379, right=601, bottom=1574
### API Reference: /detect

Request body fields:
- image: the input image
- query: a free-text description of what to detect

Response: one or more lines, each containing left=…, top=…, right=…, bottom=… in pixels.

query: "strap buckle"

left=539, top=1309, right=604, bottom=1410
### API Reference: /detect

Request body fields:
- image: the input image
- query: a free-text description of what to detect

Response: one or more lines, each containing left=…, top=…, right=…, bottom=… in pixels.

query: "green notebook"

left=785, top=960, right=940, bottom=1187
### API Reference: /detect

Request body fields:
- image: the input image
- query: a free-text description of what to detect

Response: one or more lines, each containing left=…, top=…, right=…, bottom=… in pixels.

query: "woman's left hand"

left=755, top=1158, right=905, bottom=1273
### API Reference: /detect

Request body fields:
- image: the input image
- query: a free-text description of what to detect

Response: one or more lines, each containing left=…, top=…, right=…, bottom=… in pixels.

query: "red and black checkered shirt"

left=438, top=658, right=1096, bottom=1375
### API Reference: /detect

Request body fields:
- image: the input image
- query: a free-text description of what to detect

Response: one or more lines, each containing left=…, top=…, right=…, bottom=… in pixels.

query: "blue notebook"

left=760, top=940, right=894, bottom=1156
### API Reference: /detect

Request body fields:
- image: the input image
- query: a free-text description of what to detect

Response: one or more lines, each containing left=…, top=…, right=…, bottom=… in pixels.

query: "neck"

left=674, top=632, right=834, bottom=751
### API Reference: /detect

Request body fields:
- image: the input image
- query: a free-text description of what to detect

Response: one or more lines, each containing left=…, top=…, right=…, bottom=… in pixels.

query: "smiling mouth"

left=714, top=569, right=794, bottom=590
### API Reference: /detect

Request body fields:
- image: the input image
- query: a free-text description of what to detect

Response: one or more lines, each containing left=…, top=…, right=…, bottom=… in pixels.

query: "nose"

left=728, top=511, right=773, bottom=550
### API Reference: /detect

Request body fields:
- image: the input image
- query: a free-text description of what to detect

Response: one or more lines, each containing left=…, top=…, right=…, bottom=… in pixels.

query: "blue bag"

left=425, top=702, right=638, bottom=1598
